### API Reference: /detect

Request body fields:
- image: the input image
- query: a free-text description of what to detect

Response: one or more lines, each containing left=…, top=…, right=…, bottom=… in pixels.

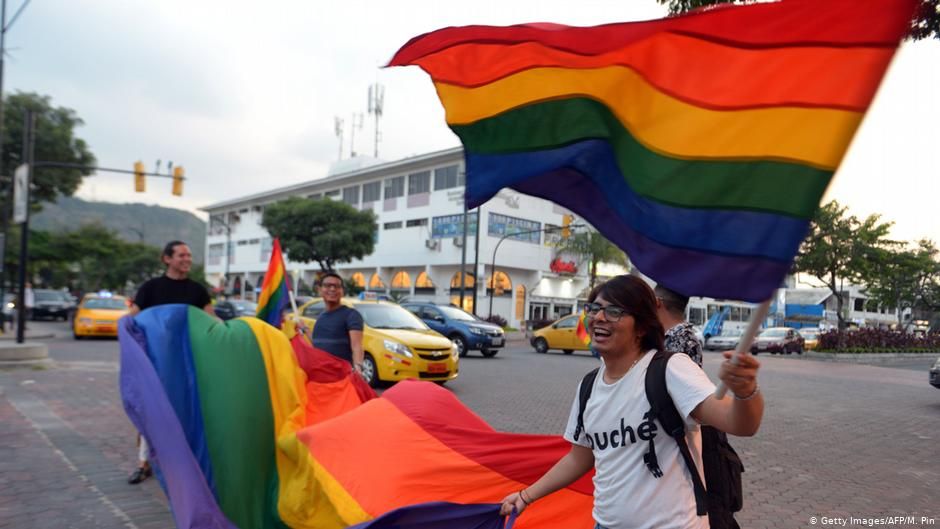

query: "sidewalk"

left=0, top=333, right=173, bottom=528
left=0, top=319, right=58, bottom=340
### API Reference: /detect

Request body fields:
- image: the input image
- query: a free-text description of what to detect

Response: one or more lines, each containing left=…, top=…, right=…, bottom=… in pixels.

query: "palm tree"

left=553, top=229, right=629, bottom=289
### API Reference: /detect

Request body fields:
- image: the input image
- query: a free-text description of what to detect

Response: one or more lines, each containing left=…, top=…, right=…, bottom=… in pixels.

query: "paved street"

left=2, top=320, right=938, bottom=528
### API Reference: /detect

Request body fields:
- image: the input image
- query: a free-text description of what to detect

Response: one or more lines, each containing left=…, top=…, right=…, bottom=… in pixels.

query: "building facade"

left=201, top=147, right=590, bottom=328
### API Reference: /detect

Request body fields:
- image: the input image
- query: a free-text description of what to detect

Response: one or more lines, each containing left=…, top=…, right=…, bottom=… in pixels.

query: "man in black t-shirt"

left=131, top=241, right=212, bottom=314
left=127, top=241, right=212, bottom=485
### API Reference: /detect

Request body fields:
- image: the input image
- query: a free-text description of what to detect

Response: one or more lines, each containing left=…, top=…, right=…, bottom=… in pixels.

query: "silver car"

left=705, top=330, right=742, bottom=351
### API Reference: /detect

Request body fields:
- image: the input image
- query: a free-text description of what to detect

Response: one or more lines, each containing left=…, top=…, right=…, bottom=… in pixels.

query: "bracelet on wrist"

left=733, top=384, right=760, bottom=401
left=519, top=489, right=532, bottom=506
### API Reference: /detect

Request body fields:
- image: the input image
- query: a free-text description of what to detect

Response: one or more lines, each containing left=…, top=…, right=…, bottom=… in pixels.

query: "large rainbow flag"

left=388, top=0, right=918, bottom=302
left=256, top=238, right=291, bottom=327
left=120, top=306, right=585, bottom=528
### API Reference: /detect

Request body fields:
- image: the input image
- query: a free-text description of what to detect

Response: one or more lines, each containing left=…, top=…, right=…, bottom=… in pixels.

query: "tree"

left=794, top=201, right=896, bottom=331
left=1, top=92, right=97, bottom=209
left=656, top=0, right=938, bottom=41
left=864, top=240, right=940, bottom=327
left=552, top=229, right=628, bottom=290
left=261, top=197, right=377, bottom=272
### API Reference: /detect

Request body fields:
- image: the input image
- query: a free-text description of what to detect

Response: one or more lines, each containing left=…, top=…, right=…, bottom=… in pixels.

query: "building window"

left=433, top=165, right=461, bottom=190
left=307, top=193, right=322, bottom=200
left=391, top=271, right=412, bottom=290
left=237, top=240, right=249, bottom=246
left=324, top=189, right=340, bottom=199
left=487, top=271, right=512, bottom=296
left=362, top=181, right=381, bottom=203
left=415, top=272, right=435, bottom=294
left=854, top=298, right=865, bottom=312
left=385, top=176, right=404, bottom=199
left=450, top=271, right=475, bottom=290
left=408, top=171, right=431, bottom=195
left=488, top=212, right=541, bottom=244
left=369, top=273, right=386, bottom=289
left=384, top=221, right=402, bottom=230
left=209, top=244, right=224, bottom=266
left=350, top=272, right=366, bottom=288
left=260, top=237, right=272, bottom=262
left=406, top=218, right=428, bottom=228
left=431, top=212, right=478, bottom=238
left=544, top=224, right=562, bottom=247
left=342, top=185, right=360, bottom=206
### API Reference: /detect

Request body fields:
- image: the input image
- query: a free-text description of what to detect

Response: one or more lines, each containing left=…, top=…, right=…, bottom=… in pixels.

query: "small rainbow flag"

left=389, top=0, right=917, bottom=302
left=256, top=238, right=291, bottom=328
left=575, top=310, right=590, bottom=346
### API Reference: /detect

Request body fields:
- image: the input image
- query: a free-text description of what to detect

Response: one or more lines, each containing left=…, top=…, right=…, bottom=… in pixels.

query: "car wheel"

left=73, top=331, right=83, bottom=340
left=360, top=354, right=379, bottom=388
left=563, top=349, right=574, bottom=355
left=796, top=345, right=803, bottom=355
left=451, top=335, right=468, bottom=357
left=534, top=337, right=548, bottom=354
left=434, top=380, right=448, bottom=386
left=481, top=349, right=499, bottom=358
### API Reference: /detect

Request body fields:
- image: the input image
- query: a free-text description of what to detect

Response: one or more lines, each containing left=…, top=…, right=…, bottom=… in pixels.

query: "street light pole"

left=487, top=224, right=580, bottom=318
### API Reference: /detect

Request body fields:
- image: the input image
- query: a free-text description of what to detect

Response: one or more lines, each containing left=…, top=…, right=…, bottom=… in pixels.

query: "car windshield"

left=760, top=329, right=787, bottom=337
left=35, top=291, right=60, bottom=302
left=437, top=306, right=478, bottom=322
left=799, top=330, right=818, bottom=339
left=355, top=303, right=428, bottom=330
left=84, top=298, right=128, bottom=310
left=232, top=301, right=257, bottom=312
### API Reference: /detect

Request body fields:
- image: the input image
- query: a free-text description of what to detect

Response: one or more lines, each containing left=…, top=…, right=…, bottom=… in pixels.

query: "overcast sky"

left=8, top=0, right=939, bottom=246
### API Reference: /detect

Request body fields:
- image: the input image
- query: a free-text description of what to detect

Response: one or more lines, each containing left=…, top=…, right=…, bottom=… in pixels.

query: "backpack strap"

left=645, top=350, right=708, bottom=516
left=573, top=367, right=599, bottom=442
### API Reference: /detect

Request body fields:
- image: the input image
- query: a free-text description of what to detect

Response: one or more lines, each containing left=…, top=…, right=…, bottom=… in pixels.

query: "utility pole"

left=334, top=116, right=344, bottom=161
left=14, top=109, right=33, bottom=343
left=0, top=0, right=31, bottom=325
left=349, top=112, right=363, bottom=158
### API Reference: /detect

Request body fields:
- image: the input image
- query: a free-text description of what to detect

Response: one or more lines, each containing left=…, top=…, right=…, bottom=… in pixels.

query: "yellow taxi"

left=73, top=293, right=130, bottom=339
left=530, top=313, right=591, bottom=355
left=282, top=297, right=459, bottom=387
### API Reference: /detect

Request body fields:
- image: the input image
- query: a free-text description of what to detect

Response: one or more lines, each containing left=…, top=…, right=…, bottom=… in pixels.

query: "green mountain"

left=31, top=196, right=207, bottom=264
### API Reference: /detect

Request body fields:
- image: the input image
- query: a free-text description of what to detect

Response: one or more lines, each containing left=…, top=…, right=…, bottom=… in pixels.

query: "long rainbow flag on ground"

left=389, top=0, right=918, bottom=302
left=256, top=238, right=291, bottom=327
left=120, top=306, right=582, bottom=528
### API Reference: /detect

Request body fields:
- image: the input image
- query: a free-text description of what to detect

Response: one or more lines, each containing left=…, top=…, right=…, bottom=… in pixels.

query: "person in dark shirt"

left=131, top=241, right=212, bottom=314
left=311, top=272, right=364, bottom=372
left=655, top=285, right=703, bottom=367
left=127, top=241, right=213, bottom=485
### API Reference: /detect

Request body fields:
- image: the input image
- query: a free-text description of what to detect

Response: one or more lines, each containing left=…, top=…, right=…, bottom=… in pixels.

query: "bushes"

left=817, top=328, right=940, bottom=353
left=526, top=318, right=555, bottom=331
left=483, top=314, right=508, bottom=328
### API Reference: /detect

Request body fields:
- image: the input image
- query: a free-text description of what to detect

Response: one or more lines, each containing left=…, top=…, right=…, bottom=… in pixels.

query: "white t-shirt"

left=563, top=351, right=716, bottom=529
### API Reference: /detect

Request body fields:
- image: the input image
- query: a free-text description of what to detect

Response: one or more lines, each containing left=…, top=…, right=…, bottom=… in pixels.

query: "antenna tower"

left=368, top=83, right=385, bottom=158
left=334, top=116, right=345, bottom=161
left=349, top=113, right=364, bottom=157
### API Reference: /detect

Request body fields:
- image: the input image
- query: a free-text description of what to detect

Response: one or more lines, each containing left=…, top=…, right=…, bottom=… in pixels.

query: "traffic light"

left=561, top=214, right=574, bottom=239
left=172, top=166, right=184, bottom=196
left=134, top=161, right=145, bottom=192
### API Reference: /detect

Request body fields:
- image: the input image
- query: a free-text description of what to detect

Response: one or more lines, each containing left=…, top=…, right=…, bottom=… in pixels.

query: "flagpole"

left=714, top=298, right=771, bottom=399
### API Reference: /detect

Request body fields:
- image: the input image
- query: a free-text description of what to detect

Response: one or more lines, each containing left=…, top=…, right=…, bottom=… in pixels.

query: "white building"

left=201, top=147, right=590, bottom=328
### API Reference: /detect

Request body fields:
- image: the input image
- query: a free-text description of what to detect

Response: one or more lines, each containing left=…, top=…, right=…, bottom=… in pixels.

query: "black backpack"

left=573, top=351, right=744, bottom=529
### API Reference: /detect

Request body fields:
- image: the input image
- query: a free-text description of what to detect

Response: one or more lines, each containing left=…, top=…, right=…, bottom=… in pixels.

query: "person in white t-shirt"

left=500, top=275, right=763, bottom=529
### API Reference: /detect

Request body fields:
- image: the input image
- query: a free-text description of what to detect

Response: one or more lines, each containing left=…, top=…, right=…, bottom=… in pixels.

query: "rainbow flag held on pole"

left=256, top=238, right=291, bottom=328
left=575, top=310, right=590, bottom=347
left=389, top=0, right=918, bottom=302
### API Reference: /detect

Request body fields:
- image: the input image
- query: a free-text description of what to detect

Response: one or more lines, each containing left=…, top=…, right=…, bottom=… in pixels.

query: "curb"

left=0, top=333, right=56, bottom=341
left=803, top=351, right=939, bottom=362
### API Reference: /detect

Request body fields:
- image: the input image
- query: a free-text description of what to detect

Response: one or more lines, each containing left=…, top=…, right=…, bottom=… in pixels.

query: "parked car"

left=401, top=302, right=505, bottom=357
left=530, top=314, right=591, bottom=355
left=705, top=329, right=742, bottom=351
left=32, top=289, right=72, bottom=321
left=73, top=293, right=131, bottom=339
left=214, top=300, right=258, bottom=321
left=750, top=327, right=804, bottom=355
left=930, top=356, right=940, bottom=389
left=282, top=298, right=459, bottom=387
left=798, top=327, right=820, bottom=350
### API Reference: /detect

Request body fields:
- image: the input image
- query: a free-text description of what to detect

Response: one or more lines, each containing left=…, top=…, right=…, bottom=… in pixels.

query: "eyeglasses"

left=320, top=283, right=343, bottom=290
left=583, top=302, right=629, bottom=322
